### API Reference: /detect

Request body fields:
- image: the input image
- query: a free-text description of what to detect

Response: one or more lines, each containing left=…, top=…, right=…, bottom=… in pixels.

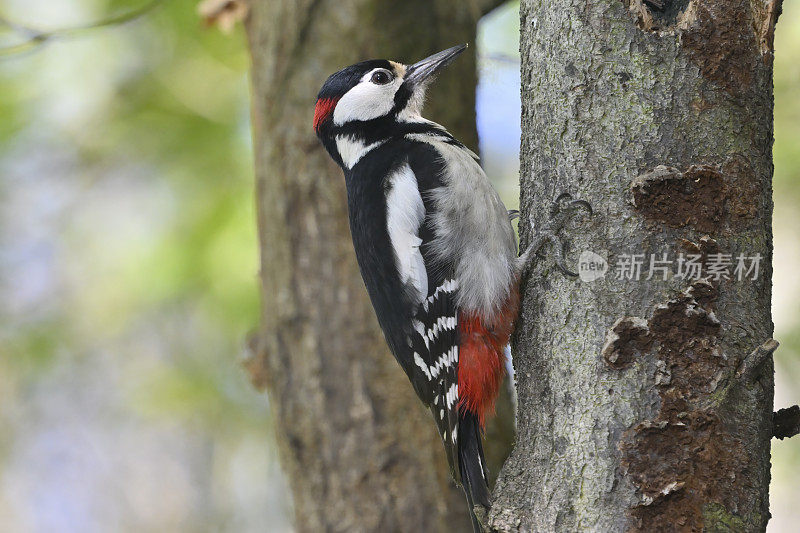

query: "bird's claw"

left=551, top=192, right=574, bottom=216
left=545, top=231, right=578, bottom=278
left=519, top=192, right=593, bottom=277
left=549, top=192, right=592, bottom=220
left=569, top=199, right=592, bottom=217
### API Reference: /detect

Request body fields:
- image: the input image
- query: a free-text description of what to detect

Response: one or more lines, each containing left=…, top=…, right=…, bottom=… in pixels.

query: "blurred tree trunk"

left=490, top=0, right=779, bottom=531
left=243, top=1, right=508, bottom=531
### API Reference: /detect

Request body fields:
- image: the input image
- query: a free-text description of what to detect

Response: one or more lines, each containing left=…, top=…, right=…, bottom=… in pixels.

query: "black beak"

left=404, top=44, right=467, bottom=88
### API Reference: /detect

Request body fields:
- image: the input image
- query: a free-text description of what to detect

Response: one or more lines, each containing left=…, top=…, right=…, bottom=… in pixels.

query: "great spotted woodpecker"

left=313, top=44, right=589, bottom=529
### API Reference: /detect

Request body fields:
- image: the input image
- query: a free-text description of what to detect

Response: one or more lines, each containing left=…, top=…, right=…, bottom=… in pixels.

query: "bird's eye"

left=371, top=70, right=392, bottom=85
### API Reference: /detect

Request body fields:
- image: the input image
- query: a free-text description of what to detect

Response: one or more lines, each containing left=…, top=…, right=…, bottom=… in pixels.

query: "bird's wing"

left=403, top=140, right=464, bottom=476
left=408, top=275, right=461, bottom=475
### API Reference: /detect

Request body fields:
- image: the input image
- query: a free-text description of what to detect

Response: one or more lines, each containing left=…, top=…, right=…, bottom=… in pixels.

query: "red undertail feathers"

left=457, top=286, right=519, bottom=427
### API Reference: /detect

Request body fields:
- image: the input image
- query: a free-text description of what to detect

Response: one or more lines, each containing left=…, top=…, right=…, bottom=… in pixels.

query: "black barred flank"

left=410, top=278, right=461, bottom=473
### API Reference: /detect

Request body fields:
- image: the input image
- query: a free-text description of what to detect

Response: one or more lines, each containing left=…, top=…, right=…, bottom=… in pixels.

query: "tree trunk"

left=490, top=0, right=778, bottom=531
left=243, top=1, right=506, bottom=531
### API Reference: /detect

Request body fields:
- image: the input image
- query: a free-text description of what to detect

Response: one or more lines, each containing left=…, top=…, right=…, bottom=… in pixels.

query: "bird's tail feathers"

left=458, top=411, right=490, bottom=532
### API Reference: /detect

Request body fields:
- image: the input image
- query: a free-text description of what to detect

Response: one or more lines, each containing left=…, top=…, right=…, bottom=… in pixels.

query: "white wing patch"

left=413, top=345, right=458, bottom=381
left=386, top=164, right=427, bottom=302
left=335, top=136, right=384, bottom=169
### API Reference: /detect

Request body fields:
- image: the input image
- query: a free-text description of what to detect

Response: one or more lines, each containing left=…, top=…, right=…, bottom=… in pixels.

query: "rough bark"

left=490, top=0, right=777, bottom=531
left=243, top=1, right=507, bottom=531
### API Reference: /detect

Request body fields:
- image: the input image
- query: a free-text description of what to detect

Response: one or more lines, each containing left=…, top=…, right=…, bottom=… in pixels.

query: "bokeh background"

left=0, top=1, right=797, bottom=531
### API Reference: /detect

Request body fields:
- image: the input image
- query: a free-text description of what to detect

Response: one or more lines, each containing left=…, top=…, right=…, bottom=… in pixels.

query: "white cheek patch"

left=333, top=70, right=403, bottom=125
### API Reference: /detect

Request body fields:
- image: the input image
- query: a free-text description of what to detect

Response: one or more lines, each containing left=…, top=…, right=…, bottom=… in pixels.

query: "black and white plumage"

left=314, top=45, right=521, bottom=529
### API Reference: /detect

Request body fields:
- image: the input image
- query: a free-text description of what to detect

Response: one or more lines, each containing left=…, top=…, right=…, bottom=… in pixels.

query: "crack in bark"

left=757, top=0, right=784, bottom=60
left=622, top=0, right=691, bottom=31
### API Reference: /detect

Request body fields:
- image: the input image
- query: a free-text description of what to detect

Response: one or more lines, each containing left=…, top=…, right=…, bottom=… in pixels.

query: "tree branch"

left=0, top=0, right=164, bottom=57
left=735, top=338, right=779, bottom=384
left=773, top=405, right=800, bottom=440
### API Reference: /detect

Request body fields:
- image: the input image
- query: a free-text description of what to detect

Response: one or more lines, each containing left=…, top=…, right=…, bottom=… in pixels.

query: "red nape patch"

left=457, top=288, right=520, bottom=428
left=313, top=97, right=338, bottom=132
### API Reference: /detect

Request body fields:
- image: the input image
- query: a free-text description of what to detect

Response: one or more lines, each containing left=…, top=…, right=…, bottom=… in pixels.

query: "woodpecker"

left=314, top=44, right=588, bottom=530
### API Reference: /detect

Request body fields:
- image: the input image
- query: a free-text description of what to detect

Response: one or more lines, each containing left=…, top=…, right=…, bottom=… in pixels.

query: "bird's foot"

left=518, top=192, right=592, bottom=277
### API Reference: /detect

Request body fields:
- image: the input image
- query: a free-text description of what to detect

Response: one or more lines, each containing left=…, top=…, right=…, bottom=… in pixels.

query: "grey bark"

left=243, top=1, right=508, bottom=531
left=489, top=0, right=778, bottom=531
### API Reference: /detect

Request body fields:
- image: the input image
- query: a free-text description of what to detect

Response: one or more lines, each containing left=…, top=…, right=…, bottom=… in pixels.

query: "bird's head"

left=313, top=44, right=467, bottom=166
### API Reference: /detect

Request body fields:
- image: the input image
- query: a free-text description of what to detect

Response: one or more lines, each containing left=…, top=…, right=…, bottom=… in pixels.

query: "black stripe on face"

left=317, top=59, right=394, bottom=101
left=393, top=80, right=413, bottom=111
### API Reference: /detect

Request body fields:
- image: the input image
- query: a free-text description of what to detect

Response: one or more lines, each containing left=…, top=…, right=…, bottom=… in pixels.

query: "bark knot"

left=602, top=317, right=652, bottom=369
left=622, top=0, right=764, bottom=98
left=631, top=159, right=759, bottom=234
left=605, top=282, right=754, bottom=531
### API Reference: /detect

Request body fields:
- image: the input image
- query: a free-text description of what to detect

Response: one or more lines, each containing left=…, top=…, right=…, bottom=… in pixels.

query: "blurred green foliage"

left=1, top=0, right=256, bottom=390
left=0, top=1, right=288, bottom=530
left=774, top=7, right=800, bottom=201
